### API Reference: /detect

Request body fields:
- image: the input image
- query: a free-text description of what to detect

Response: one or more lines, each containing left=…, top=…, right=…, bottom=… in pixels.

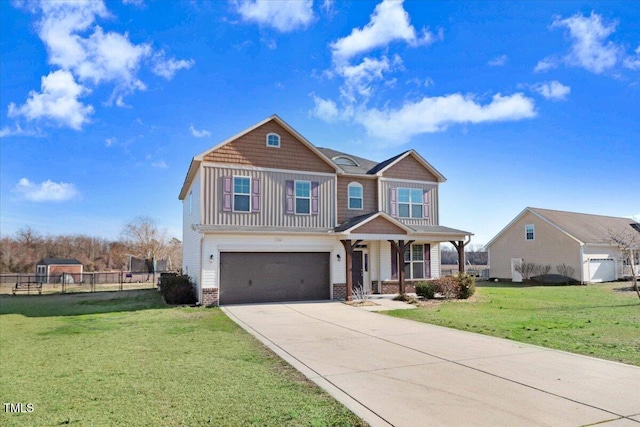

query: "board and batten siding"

left=202, top=165, right=336, bottom=229
left=182, top=170, right=202, bottom=288
left=379, top=180, right=439, bottom=226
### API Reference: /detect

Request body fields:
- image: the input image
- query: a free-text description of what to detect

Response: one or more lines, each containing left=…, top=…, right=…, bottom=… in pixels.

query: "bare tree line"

left=441, top=244, right=488, bottom=265
left=0, top=216, right=182, bottom=274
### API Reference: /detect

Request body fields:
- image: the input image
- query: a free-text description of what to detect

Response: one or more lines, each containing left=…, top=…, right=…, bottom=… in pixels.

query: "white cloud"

left=542, top=12, right=621, bottom=74
left=345, top=92, right=537, bottom=144
left=534, top=57, right=558, bottom=73
left=623, top=46, right=640, bottom=70
left=15, top=178, right=80, bottom=202
left=330, top=0, right=438, bottom=63
left=488, top=54, right=508, bottom=67
left=190, top=124, right=211, bottom=138
left=531, top=81, right=571, bottom=101
left=152, top=51, right=195, bottom=79
left=0, top=124, right=44, bottom=138
left=236, top=0, right=314, bottom=32
left=122, top=0, right=145, bottom=6
left=311, top=96, right=340, bottom=122
left=338, top=55, right=402, bottom=101
left=105, top=137, right=116, bottom=146
left=7, top=0, right=192, bottom=130
left=8, top=70, right=94, bottom=130
left=321, top=0, right=335, bottom=17
left=151, top=160, right=168, bottom=168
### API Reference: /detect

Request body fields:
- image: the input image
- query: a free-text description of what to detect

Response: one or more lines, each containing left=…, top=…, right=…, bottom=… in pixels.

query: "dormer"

left=332, top=155, right=359, bottom=167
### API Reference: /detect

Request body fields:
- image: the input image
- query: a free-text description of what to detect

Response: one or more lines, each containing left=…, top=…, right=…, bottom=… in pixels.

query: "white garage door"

left=588, top=258, right=616, bottom=283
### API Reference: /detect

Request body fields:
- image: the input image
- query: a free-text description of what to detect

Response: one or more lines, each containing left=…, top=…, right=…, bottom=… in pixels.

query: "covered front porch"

left=331, top=212, right=472, bottom=300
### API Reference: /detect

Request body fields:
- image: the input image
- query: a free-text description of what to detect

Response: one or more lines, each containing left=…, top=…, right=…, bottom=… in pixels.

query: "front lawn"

left=0, top=291, right=365, bottom=427
left=386, top=282, right=640, bottom=366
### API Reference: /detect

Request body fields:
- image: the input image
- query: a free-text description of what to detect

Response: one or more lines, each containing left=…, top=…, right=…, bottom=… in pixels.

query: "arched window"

left=348, top=182, right=363, bottom=210
left=266, top=133, right=280, bottom=147
left=333, top=156, right=359, bottom=166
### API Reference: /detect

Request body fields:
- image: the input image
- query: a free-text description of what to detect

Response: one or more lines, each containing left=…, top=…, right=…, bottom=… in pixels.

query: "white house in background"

left=486, top=207, right=640, bottom=283
left=178, top=115, right=472, bottom=306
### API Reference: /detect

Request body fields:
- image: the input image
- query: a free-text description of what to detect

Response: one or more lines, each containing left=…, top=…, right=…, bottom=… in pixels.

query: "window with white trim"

left=295, top=181, right=311, bottom=214
left=398, top=188, right=423, bottom=218
left=334, top=156, right=358, bottom=166
left=233, top=177, right=251, bottom=212
left=525, top=224, right=535, bottom=240
left=266, top=133, right=280, bottom=147
left=403, top=244, right=426, bottom=279
left=348, top=182, right=363, bottom=210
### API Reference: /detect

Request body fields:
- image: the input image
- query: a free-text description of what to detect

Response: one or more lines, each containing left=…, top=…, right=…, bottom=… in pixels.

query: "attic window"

left=266, top=133, right=280, bottom=148
left=333, top=156, right=359, bottom=167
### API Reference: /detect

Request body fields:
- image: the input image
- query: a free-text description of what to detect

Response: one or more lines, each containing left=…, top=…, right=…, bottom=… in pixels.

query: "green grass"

left=0, top=291, right=365, bottom=427
left=386, top=282, right=640, bottom=366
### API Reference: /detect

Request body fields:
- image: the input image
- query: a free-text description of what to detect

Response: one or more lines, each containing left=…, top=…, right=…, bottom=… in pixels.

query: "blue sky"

left=1, top=0, right=639, bottom=245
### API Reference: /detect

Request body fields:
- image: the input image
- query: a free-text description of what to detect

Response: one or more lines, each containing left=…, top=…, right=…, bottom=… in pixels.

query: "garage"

left=588, top=258, right=616, bottom=283
left=219, top=252, right=330, bottom=304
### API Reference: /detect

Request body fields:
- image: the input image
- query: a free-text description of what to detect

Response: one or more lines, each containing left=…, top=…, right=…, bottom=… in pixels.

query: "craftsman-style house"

left=179, top=115, right=472, bottom=305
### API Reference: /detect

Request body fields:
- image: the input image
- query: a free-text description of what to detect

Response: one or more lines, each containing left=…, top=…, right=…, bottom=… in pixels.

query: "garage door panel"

left=220, top=252, right=330, bottom=304
left=588, top=258, right=615, bottom=283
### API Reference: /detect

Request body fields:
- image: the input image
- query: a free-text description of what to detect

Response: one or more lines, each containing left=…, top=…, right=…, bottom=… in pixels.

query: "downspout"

left=199, top=233, right=204, bottom=304
left=579, top=244, right=585, bottom=284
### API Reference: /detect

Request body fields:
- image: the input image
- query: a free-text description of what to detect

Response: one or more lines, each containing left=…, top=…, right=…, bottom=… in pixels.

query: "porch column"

left=450, top=240, right=467, bottom=273
left=340, top=239, right=362, bottom=301
left=388, top=240, right=414, bottom=295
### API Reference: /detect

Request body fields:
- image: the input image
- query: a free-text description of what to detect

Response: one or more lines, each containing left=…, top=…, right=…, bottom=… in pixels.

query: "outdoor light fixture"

left=337, top=254, right=341, bottom=261
left=209, top=254, right=214, bottom=262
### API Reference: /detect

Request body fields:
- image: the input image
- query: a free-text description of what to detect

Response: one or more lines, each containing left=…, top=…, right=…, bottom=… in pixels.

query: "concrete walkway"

left=222, top=301, right=640, bottom=427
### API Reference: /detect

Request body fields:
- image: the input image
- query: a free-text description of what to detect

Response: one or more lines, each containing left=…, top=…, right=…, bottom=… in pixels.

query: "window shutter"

left=391, top=243, right=398, bottom=280
left=389, top=187, right=397, bottom=217
left=424, top=244, right=431, bottom=278
left=285, top=180, right=294, bottom=214
left=311, top=181, right=319, bottom=215
left=423, top=190, right=430, bottom=221
left=251, top=178, right=260, bottom=213
left=222, top=176, right=232, bottom=212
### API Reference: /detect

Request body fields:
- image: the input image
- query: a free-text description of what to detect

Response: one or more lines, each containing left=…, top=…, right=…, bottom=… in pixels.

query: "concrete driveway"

left=222, top=301, right=640, bottom=427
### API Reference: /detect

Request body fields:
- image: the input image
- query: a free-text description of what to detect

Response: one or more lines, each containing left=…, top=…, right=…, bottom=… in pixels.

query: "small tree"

left=514, top=261, right=537, bottom=281
left=556, top=264, right=576, bottom=284
left=609, top=225, right=640, bottom=301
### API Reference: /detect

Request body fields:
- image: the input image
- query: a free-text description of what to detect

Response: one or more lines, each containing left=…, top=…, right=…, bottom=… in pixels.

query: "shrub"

left=428, top=276, right=459, bottom=299
left=159, top=274, right=197, bottom=305
left=556, top=264, right=576, bottom=284
left=456, top=273, right=476, bottom=299
left=415, top=282, right=437, bottom=299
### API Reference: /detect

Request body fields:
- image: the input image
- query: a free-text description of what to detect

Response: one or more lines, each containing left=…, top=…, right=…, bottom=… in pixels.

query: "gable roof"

left=486, top=207, right=640, bottom=247
left=334, top=211, right=414, bottom=234
left=38, top=258, right=82, bottom=265
left=179, top=115, right=338, bottom=200
left=318, top=148, right=446, bottom=182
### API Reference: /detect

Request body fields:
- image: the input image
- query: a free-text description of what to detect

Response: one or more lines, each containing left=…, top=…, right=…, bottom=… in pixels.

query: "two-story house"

left=179, top=115, right=472, bottom=306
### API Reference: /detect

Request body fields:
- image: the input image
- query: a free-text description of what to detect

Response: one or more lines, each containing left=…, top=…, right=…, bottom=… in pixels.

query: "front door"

left=352, top=250, right=371, bottom=293
left=352, top=251, right=364, bottom=290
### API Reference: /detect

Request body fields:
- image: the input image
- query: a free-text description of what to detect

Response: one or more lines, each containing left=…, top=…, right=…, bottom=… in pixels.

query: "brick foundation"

left=380, top=281, right=416, bottom=294
left=332, top=283, right=346, bottom=301
left=202, top=288, right=219, bottom=307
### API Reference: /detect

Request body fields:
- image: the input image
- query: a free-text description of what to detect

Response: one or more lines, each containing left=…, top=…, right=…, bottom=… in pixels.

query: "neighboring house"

left=486, top=207, right=640, bottom=283
left=179, top=115, right=472, bottom=306
left=35, top=258, right=83, bottom=283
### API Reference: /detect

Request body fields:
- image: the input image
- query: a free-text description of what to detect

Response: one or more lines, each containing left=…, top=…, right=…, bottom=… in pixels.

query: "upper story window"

left=333, top=156, right=359, bottom=167
left=266, top=133, right=280, bottom=148
left=223, top=176, right=259, bottom=213
left=295, top=181, right=311, bottom=214
left=348, top=182, right=363, bottom=210
left=398, top=188, right=423, bottom=218
left=525, top=224, right=535, bottom=240
left=233, top=176, right=251, bottom=212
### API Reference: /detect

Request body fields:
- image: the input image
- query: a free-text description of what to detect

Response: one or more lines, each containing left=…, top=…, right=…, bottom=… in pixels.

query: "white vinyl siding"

left=182, top=170, right=202, bottom=290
